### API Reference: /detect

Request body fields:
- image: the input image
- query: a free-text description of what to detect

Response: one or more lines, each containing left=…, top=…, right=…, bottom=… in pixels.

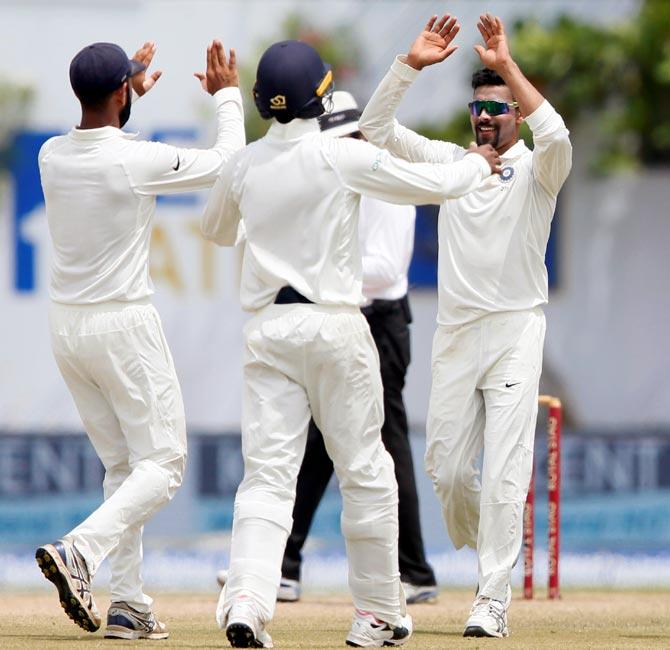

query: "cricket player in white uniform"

left=274, top=91, right=438, bottom=606
left=35, top=40, right=244, bottom=639
left=359, top=13, right=572, bottom=638
left=201, top=40, right=500, bottom=649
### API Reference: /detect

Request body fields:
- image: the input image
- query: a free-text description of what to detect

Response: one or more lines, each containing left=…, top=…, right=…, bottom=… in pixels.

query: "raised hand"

left=467, top=142, right=502, bottom=174
left=474, top=13, right=512, bottom=71
left=131, top=42, right=162, bottom=96
left=194, top=40, right=238, bottom=95
left=406, top=14, right=460, bottom=71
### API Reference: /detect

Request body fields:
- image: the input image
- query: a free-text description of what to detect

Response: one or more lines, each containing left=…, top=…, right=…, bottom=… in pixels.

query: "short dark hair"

left=471, top=68, right=506, bottom=90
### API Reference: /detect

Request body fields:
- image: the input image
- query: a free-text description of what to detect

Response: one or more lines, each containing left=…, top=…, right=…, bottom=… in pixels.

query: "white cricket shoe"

left=402, top=582, right=438, bottom=604
left=216, top=570, right=300, bottom=603
left=225, top=597, right=273, bottom=648
left=277, top=578, right=301, bottom=602
left=463, top=588, right=510, bottom=638
left=104, top=601, right=169, bottom=640
left=345, top=609, right=413, bottom=647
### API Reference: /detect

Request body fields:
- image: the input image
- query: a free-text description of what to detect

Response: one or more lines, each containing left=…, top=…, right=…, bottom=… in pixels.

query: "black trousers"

left=281, top=295, right=436, bottom=587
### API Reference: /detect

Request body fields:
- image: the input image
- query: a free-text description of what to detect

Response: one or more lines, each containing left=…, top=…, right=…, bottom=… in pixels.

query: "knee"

left=162, top=452, right=186, bottom=497
left=102, top=462, right=131, bottom=497
left=427, top=450, right=473, bottom=501
left=135, top=452, right=186, bottom=503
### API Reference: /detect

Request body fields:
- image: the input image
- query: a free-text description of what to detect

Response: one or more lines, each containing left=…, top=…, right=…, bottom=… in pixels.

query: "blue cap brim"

left=128, top=59, right=146, bottom=77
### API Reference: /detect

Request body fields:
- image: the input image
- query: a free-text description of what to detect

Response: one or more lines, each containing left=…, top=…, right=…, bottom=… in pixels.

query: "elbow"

left=358, top=115, right=382, bottom=146
left=200, top=225, right=228, bottom=247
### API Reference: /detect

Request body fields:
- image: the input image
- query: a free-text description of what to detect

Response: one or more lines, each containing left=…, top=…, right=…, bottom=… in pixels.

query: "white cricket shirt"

left=359, top=57, right=572, bottom=327
left=201, top=118, right=491, bottom=311
left=39, top=87, right=245, bottom=304
left=359, top=196, right=415, bottom=302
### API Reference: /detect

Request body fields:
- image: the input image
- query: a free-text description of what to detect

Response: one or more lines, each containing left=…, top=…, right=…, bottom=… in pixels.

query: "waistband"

left=274, top=286, right=314, bottom=305
left=50, top=297, right=152, bottom=313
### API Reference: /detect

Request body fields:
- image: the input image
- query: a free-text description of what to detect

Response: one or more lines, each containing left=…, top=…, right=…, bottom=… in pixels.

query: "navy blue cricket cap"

left=254, top=40, right=333, bottom=123
left=70, top=42, right=145, bottom=104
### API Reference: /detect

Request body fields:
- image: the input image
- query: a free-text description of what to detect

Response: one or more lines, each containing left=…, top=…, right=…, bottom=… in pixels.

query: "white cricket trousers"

left=217, top=303, right=405, bottom=627
left=49, top=299, right=187, bottom=611
left=425, top=308, right=546, bottom=602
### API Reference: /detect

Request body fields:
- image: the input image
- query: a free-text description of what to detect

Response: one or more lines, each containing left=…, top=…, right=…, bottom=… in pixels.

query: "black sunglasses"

left=468, top=100, right=519, bottom=117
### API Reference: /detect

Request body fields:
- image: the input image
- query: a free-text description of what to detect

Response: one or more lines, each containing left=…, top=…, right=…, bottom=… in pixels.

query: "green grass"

left=1, top=589, right=669, bottom=648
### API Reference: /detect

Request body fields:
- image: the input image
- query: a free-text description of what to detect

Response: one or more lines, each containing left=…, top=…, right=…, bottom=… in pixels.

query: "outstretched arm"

left=333, top=139, right=499, bottom=207
left=359, top=14, right=464, bottom=165
left=473, top=14, right=543, bottom=118
left=129, top=40, right=245, bottom=195
left=474, top=13, right=571, bottom=195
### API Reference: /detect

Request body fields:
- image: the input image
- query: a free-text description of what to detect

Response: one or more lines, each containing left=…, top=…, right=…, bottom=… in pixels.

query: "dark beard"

left=476, top=128, right=499, bottom=149
left=119, top=83, right=132, bottom=128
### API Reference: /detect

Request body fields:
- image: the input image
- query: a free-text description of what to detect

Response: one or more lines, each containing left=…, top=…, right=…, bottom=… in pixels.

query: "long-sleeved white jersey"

left=39, top=87, right=245, bottom=304
left=359, top=57, right=572, bottom=327
left=201, top=117, right=491, bottom=311
left=359, top=196, right=415, bottom=302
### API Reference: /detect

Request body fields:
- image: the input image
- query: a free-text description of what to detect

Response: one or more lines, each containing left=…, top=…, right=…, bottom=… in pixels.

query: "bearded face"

left=469, top=84, right=521, bottom=155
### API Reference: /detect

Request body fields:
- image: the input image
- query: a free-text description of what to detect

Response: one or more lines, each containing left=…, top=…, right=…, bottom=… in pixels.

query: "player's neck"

left=78, top=109, right=121, bottom=130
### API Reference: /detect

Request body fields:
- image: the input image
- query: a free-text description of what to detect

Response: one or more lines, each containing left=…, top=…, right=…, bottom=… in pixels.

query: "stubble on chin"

left=476, top=130, right=499, bottom=148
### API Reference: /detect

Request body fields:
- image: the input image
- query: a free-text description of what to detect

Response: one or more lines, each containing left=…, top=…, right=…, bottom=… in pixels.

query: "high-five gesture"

left=194, top=40, right=238, bottom=95
left=474, top=13, right=512, bottom=72
left=131, top=42, right=162, bottom=96
left=406, top=15, right=460, bottom=71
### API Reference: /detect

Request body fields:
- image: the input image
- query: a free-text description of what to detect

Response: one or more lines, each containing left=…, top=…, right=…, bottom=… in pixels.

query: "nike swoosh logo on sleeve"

left=172, top=156, right=180, bottom=171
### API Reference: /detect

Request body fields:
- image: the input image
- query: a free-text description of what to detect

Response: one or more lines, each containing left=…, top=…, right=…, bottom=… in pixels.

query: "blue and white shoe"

left=402, top=582, right=438, bottom=604
left=463, top=585, right=511, bottom=638
left=346, top=609, right=413, bottom=647
left=277, top=578, right=301, bottom=603
left=35, top=540, right=101, bottom=632
left=104, top=601, right=169, bottom=640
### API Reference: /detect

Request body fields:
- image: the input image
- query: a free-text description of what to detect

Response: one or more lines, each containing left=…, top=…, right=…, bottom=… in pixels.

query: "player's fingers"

left=473, top=44, right=486, bottom=59
left=434, top=14, right=450, bottom=33
left=444, top=21, right=460, bottom=42
left=477, top=22, right=489, bottom=42
left=484, top=16, right=491, bottom=39
left=424, top=15, right=437, bottom=33
left=212, top=41, right=224, bottom=74
left=139, top=41, right=154, bottom=64
left=206, top=42, right=213, bottom=74
left=438, top=16, right=456, bottom=37
left=194, top=72, right=206, bottom=81
left=228, top=48, right=237, bottom=70
left=215, top=40, right=227, bottom=69
left=146, top=42, right=157, bottom=64
left=143, top=70, right=161, bottom=92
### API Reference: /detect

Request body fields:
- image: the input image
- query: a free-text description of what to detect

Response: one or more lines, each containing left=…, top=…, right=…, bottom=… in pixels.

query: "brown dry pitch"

left=1, top=589, right=669, bottom=649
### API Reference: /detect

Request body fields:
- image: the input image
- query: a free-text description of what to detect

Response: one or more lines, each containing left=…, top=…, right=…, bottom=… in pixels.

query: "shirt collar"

left=266, top=118, right=321, bottom=142
left=68, top=126, right=138, bottom=141
left=500, top=139, right=528, bottom=161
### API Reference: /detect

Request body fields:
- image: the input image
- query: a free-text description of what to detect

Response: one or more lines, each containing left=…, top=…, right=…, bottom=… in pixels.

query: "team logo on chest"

left=500, top=166, right=515, bottom=182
